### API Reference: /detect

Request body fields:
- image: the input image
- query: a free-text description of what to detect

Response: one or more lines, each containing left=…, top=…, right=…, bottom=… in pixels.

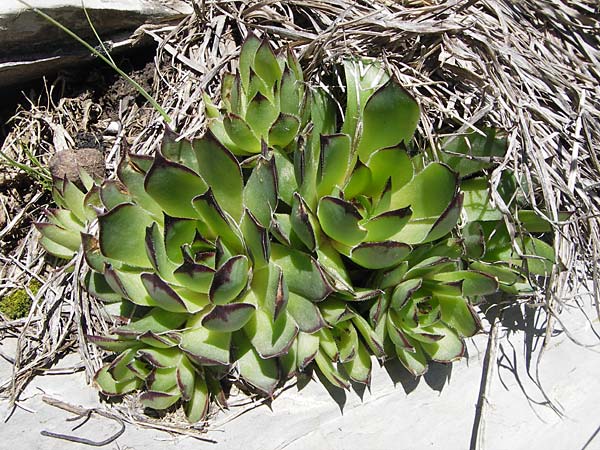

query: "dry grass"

left=1, top=0, right=599, bottom=440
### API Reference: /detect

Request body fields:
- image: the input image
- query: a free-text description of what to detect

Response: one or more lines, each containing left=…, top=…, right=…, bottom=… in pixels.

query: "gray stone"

left=0, top=0, right=193, bottom=86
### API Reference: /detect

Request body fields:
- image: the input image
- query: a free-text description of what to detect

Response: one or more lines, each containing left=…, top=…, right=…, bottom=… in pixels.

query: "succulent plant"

left=37, top=36, right=557, bottom=421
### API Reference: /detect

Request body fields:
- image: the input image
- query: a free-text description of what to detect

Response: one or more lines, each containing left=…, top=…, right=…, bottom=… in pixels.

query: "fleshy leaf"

left=144, top=154, right=207, bottom=218
left=350, top=241, right=411, bottom=269
left=185, top=376, right=209, bottom=422
left=243, top=155, right=278, bottom=228
left=179, top=319, right=231, bottom=366
left=95, top=365, right=142, bottom=396
left=357, top=80, right=420, bottom=162
left=98, top=204, right=154, bottom=267
left=209, top=255, right=249, bottom=305
left=317, top=134, right=351, bottom=197
left=234, top=332, right=279, bottom=395
left=192, top=133, right=244, bottom=222
left=317, top=196, right=366, bottom=246
left=286, top=292, right=326, bottom=333
left=271, top=244, right=334, bottom=301
left=202, top=303, right=256, bottom=332
left=244, top=310, right=298, bottom=358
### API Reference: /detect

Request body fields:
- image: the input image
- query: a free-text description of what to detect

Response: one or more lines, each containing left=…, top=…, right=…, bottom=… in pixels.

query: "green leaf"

left=296, top=331, right=320, bottom=370
left=317, top=134, right=352, bottom=197
left=390, top=278, right=422, bottom=310
left=390, top=163, right=458, bottom=244
left=440, top=129, right=507, bottom=178
left=239, top=34, right=262, bottom=92
left=145, top=223, right=177, bottom=282
left=141, top=273, right=188, bottom=313
left=192, top=133, right=244, bottom=222
left=363, top=207, right=412, bottom=242
left=269, top=113, right=300, bottom=148
left=246, top=92, right=278, bottom=139
left=351, top=314, right=385, bottom=358
left=286, top=292, right=326, bottom=333
left=395, top=339, right=428, bottom=376
left=317, top=196, right=366, bottom=246
left=357, top=80, right=420, bottom=162
left=234, top=332, right=279, bottom=395
left=87, top=335, right=138, bottom=352
left=160, top=129, right=198, bottom=169
left=431, top=270, right=498, bottom=296
left=173, top=261, right=214, bottom=294
left=404, top=256, right=457, bottom=280
left=244, top=309, right=298, bottom=358
left=422, top=192, right=463, bottom=243
left=144, top=154, right=207, bottom=218
left=365, top=145, right=413, bottom=197
left=35, top=223, right=81, bottom=251
left=315, top=349, right=349, bottom=390
left=94, top=365, right=142, bottom=396
left=461, top=177, right=503, bottom=222
left=419, top=323, right=465, bottom=362
left=202, top=303, right=256, bottom=332
left=249, top=262, right=288, bottom=320
left=137, top=347, right=182, bottom=368
left=243, top=155, right=278, bottom=228
left=177, top=357, right=196, bottom=401
left=291, top=192, right=319, bottom=251
left=350, top=241, right=411, bottom=269
left=271, top=244, right=334, bottom=301
left=114, top=307, right=188, bottom=337
left=253, top=40, right=282, bottom=90
left=98, top=204, right=153, bottom=267
left=437, top=295, right=481, bottom=337
left=179, top=318, right=231, bottom=366
left=343, top=162, right=372, bottom=199
left=279, top=67, right=301, bottom=117
left=342, top=339, right=371, bottom=384
left=223, top=114, right=261, bottom=153
left=463, top=221, right=486, bottom=258
left=104, top=265, right=154, bottom=306
left=192, top=189, right=244, bottom=253
left=209, top=255, right=249, bottom=305
left=273, top=148, right=297, bottom=205
left=164, top=216, right=200, bottom=264
left=140, top=391, right=181, bottom=410
left=147, top=367, right=178, bottom=392
left=185, top=376, right=209, bottom=423
left=240, top=210, right=270, bottom=269
left=319, top=297, right=355, bottom=325
left=84, top=271, right=122, bottom=303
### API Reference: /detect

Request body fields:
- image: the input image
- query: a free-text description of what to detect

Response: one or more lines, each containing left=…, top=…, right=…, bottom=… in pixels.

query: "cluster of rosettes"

left=37, top=36, right=555, bottom=422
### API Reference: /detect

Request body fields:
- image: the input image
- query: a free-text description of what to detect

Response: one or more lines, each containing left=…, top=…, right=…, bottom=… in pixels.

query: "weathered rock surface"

left=0, top=0, right=193, bottom=86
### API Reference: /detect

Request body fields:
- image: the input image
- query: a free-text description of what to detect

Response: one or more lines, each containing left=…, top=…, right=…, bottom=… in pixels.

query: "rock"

left=0, top=0, right=193, bottom=87
left=49, top=147, right=105, bottom=187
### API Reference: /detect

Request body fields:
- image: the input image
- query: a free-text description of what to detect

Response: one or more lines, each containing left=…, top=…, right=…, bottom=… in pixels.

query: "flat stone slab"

left=0, top=0, right=192, bottom=86
left=1, top=302, right=599, bottom=449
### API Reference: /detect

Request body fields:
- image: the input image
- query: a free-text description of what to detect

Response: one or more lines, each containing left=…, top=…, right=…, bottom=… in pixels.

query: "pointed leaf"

left=209, top=255, right=249, bottom=305
left=269, top=113, right=300, bottom=148
left=141, top=273, right=188, bottom=313
left=223, top=114, right=261, bottom=153
left=192, top=133, right=244, bottom=221
left=287, top=292, right=326, bottom=333
left=363, top=207, right=412, bottom=242
left=140, top=391, right=181, bottom=410
left=271, top=243, right=334, bottom=301
left=244, top=310, right=298, bottom=358
left=185, top=376, right=209, bottom=423
left=179, top=321, right=231, bottom=366
left=317, top=133, right=351, bottom=197
left=317, top=196, right=366, bottom=246
left=243, top=155, right=278, bottom=227
left=202, top=303, right=256, bottom=332
left=144, top=154, right=207, bottom=218
left=350, top=241, right=411, bottom=269
left=357, top=80, right=420, bottom=162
